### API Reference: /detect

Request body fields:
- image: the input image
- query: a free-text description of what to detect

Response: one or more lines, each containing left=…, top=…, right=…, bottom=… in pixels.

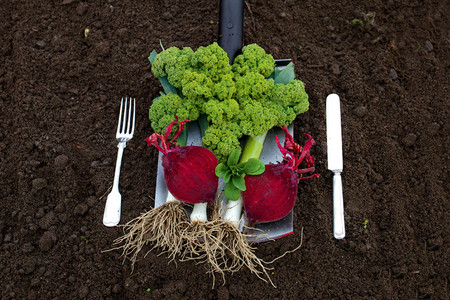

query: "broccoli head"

left=148, top=93, right=200, bottom=134
left=239, top=101, right=278, bottom=137
left=213, top=73, right=236, bottom=100
left=191, top=42, right=232, bottom=82
left=203, top=98, right=240, bottom=125
left=232, top=44, right=275, bottom=78
left=151, top=47, right=195, bottom=89
left=234, top=72, right=274, bottom=100
left=268, top=79, right=309, bottom=126
left=180, top=70, right=215, bottom=104
left=149, top=42, right=311, bottom=164
left=202, top=123, right=243, bottom=163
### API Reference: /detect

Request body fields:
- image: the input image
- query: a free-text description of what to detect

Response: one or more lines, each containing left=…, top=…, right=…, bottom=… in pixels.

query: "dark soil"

left=1, top=0, right=449, bottom=299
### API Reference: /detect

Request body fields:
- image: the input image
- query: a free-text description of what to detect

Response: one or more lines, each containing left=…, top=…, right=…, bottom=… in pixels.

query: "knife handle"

left=333, top=172, right=345, bottom=239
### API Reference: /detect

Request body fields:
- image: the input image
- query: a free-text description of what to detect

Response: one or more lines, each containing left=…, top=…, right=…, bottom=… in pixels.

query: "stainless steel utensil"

left=103, top=97, right=136, bottom=227
left=326, top=94, right=345, bottom=239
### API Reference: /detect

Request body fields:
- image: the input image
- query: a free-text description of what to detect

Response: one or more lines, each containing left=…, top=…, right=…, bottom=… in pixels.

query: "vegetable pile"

left=114, top=42, right=317, bottom=286
left=148, top=42, right=309, bottom=163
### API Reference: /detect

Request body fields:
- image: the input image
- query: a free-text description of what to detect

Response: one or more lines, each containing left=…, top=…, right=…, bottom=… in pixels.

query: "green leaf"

left=223, top=170, right=232, bottom=183
left=215, top=163, right=230, bottom=177
left=175, top=122, right=189, bottom=147
left=236, top=163, right=245, bottom=173
left=227, top=149, right=241, bottom=167
left=274, top=62, right=295, bottom=84
left=268, top=67, right=281, bottom=80
left=232, top=175, right=246, bottom=191
left=198, top=114, right=209, bottom=137
left=243, top=158, right=266, bottom=175
left=148, top=50, right=157, bottom=64
left=159, top=76, right=178, bottom=95
left=148, top=49, right=177, bottom=94
left=225, top=182, right=241, bottom=200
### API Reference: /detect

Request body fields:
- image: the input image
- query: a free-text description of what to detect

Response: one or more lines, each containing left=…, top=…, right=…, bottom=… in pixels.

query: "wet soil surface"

left=1, top=0, right=449, bottom=299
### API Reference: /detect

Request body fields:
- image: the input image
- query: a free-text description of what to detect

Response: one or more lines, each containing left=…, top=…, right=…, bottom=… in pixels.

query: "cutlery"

left=326, top=94, right=345, bottom=239
left=103, top=97, right=136, bottom=227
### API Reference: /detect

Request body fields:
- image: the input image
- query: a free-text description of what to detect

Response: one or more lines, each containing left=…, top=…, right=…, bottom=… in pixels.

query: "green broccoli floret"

left=214, top=73, right=236, bottom=100
left=234, top=72, right=274, bottom=100
left=151, top=47, right=179, bottom=78
left=238, top=101, right=278, bottom=137
left=202, top=123, right=243, bottom=163
left=232, top=44, right=275, bottom=78
left=268, top=79, right=309, bottom=126
left=151, top=47, right=195, bottom=89
left=203, top=98, right=240, bottom=125
left=192, top=42, right=232, bottom=83
left=166, top=47, right=194, bottom=88
left=202, top=97, right=241, bottom=162
left=179, top=43, right=234, bottom=104
left=148, top=93, right=200, bottom=134
left=181, top=70, right=214, bottom=101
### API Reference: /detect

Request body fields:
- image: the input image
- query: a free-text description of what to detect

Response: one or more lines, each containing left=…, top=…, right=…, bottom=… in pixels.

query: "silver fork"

left=103, top=97, right=136, bottom=227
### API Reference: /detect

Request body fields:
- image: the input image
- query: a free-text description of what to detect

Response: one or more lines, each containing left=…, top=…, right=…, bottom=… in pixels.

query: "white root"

left=223, top=195, right=243, bottom=228
left=190, top=202, right=208, bottom=222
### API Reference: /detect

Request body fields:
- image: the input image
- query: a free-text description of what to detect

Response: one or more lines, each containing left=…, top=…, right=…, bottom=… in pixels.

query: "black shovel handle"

left=218, top=0, right=244, bottom=63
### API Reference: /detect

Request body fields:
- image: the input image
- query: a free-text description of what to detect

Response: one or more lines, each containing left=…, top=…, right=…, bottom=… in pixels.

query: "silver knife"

left=326, top=94, right=345, bottom=239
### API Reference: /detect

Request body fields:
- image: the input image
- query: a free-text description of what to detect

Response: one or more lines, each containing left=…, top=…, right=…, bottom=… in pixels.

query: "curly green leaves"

left=232, top=44, right=275, bottom=78
left=148, top=42, right=310, bottom=166
left=202, top=123, right=242, bottom=163
left=215, top=149, right=265, bottom=200
left=149, top=93, right=199, bottom=136
left=268, top=79, right=309, bottom=127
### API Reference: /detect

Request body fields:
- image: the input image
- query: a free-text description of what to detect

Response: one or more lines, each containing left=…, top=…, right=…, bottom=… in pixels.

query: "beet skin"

left=163, top=146, right=218, bottom=204
left=242, top=164, right=298, bottom=224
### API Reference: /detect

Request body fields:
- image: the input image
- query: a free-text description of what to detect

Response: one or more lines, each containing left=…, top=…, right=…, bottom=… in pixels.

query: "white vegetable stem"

left=223, top=195, right=243, bottom=228
left=166, top=191, right=208, bottom=223
left=166, top=190, right=180, bottom=203
left=223, top=132, right=268, bottom=228
left=190, top=202, right=208, bottom=222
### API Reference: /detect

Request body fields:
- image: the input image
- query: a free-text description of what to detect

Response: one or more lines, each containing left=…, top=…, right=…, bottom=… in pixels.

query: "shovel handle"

left=218, top=0, right=244, bottom=63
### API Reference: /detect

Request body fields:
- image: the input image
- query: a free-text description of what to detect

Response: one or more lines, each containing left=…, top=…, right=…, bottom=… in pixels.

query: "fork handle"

left=103, top=190, right=122, bottom=227
left=103, top=142, right=126, bottom=227
left=112, top=142, right=126, bottom=190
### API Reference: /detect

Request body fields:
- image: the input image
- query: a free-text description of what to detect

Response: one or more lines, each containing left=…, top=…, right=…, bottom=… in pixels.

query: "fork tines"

left=117, top=97, right=136, bottom=139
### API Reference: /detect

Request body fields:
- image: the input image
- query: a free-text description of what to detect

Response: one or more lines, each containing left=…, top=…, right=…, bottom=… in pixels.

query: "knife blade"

left=326, top=94, right=345, bottom=239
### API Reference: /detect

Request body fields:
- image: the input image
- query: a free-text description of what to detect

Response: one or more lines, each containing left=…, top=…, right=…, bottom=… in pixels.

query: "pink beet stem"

left=146, top=132, right=168, bottom=155
left=298, top=173, right=320, bottom=182
left=293, top=133, right=315, bottom=170
left=281, top=126, right=300, bottom=154
left=168, top=118, right=190, bottom=145
left=275, top=127, right=319, bottom=179
left=275, top=134, right=295, bottom=168
left=145, top=115, right=190, bottom=155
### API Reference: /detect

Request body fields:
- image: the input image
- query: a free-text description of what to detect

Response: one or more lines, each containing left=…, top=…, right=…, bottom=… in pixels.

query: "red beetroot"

left=146, top=117, right=218, bottom=204
left=242, top=127, right=319, bottom=224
